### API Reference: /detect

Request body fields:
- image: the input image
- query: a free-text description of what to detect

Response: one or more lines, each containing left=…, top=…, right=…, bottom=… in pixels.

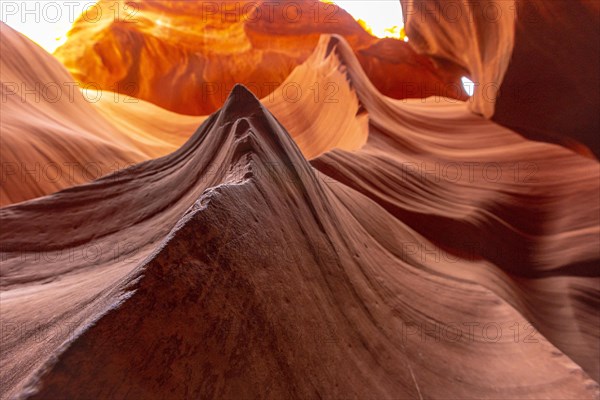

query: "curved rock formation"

left=1, top=3, right=599, bottom=399
left=314, top=35, right=600, bottom=381
left=402, top=0, right=600, bottom=157
left=0, top=23, right=202, bottom=206
left=0, top=23, right=143, bottom=206
left=1, top=85, right=598, bottom=399
left=54, top=0, right=466, bottom=115
left=0, top=27, right=367, bottom=206
left=492, top=1, right=600, bottom=158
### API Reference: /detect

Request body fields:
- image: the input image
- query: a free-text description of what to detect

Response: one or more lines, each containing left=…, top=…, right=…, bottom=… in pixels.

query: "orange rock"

left=55, top=0, right=466, bottom=115
left=402, top=0, right=600, bottom=157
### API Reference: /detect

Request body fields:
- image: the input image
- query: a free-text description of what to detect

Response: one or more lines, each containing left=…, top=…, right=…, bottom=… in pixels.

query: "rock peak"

left=216, top=84, right=264, bottom=123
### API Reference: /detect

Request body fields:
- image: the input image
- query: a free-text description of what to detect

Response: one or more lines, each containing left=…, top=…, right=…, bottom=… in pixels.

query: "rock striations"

left=1, top=2, right=599, bottom=399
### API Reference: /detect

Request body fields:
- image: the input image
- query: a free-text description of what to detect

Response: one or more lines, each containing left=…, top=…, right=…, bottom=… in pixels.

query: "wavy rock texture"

left=91, top=35, right=370, bottom=160
left=1, top=2, right=599, bottom=399
left=313, top=35, right=600, bottom=382
left=54, top=0, right=466, bottom=115
left=491, top=0, right=600, bottom=158
left=1, top=30, right=599, bottom=398
left=0, top=23, right=143, bottom=206
left=0, top=26, right=367, bottom=206
left=402, top=0, right=600, bottom=157
left=1, top=83, right=598, bottom=400
left=0, top=23, right=204, bottom=206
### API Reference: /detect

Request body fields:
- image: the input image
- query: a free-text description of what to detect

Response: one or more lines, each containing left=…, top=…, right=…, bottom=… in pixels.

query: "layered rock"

left=0, top=23, right=143, bottom=206
left=1, top=3, right=599, bottom=398
left=402, top=0, right=600, bottom=157
left=54, top=0, right=466, bottom=115
left=1, top=86, right=597, bottom=399
left=0, top=27, right=366, bottom=206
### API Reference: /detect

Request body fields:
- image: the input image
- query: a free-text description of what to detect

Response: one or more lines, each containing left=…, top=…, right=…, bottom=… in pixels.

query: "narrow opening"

left=461, top=77, right=474, bottom=96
